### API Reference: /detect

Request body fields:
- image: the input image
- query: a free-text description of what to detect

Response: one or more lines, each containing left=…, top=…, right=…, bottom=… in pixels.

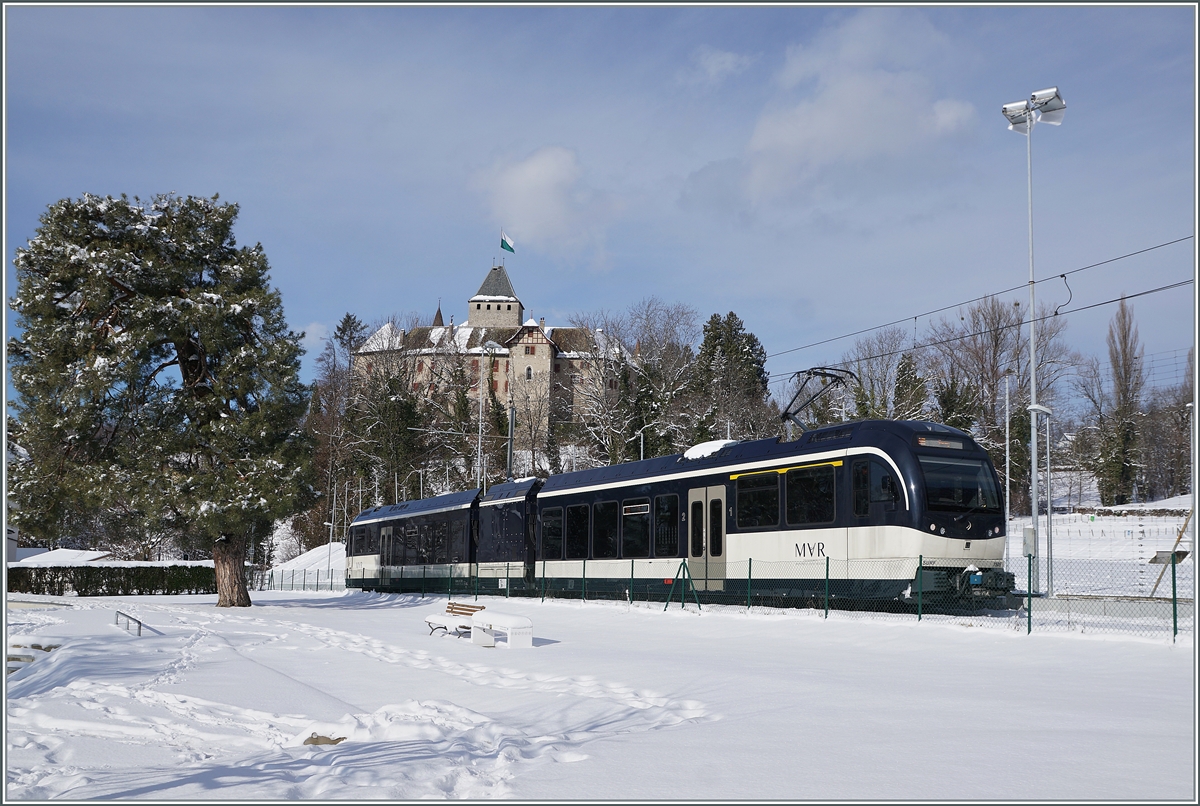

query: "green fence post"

left=422, top=564, right=426, bottom=598
left=1171, top=552, right=1178, bottom=642
left=505, top=562, right=510, bottom=599
left=824, top=555, right=830, bottom=619
left=917, top=555, right=923, bottom=622
left=541, top=558, right=546, bottom=602
left=448, top=566, right=453, bottom=599
left=747, top=558, right=753, bottom=611
left=630, top=559, right=634, bottom=604
left=582, top=558, right=587, bottom=602
left=1027, top=554, right=1033, bottom=635
left=474, top=565, right=479, bottom=601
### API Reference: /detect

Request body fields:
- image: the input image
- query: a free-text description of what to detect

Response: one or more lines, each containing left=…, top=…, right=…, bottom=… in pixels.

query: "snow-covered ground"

left=5, top=589, right=1194, bottom=800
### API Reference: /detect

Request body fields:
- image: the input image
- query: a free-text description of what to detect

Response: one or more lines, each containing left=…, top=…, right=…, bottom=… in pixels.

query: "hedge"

left=7, top=564, right=219, bottom=596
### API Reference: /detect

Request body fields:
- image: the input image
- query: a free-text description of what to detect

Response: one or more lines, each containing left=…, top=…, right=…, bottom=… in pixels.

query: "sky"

left=4, top=5, right=1196, bottom=410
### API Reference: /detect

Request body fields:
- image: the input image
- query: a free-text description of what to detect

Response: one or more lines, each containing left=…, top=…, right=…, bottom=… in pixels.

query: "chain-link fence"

left=345, top=552, right=1193, bottom=641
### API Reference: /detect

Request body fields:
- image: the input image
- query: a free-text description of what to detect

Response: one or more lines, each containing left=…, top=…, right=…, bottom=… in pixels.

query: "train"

left=345, top=419, right=1018, bottom=608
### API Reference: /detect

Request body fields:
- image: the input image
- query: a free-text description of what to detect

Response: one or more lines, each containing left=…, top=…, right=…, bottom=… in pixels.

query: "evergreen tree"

left=7, top=193, right=314, bottom=606
left=691, top=312, right=777, bottom=441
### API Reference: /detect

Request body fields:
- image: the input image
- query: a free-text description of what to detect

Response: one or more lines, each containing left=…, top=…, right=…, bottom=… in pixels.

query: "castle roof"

left=471, top=264, right=519, bottom=301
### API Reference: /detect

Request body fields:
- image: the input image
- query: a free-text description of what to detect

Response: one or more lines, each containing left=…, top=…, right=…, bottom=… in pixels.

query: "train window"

left=541, top=507, right=564, bottom=560
left=622, top=498, right=651, bottom=558
left=786, top=465, right=836, bottom=525
left=690, top=501, right=704, bottom=556
left=736, top=474, right=780, bottom=528
left=433, top=522, right=448, bottom=564
left=593, top=501, right=619, bottom=558
left=871, top=461, right=901, bottom=508
left=419, top=523, right=431, bottom=563
left=350, top=526, right=367, bottom=556
left=565, top=505, right=589, bottom=559
left=917, top=456, right=1001, bottom=514
left=853, top=459, right=901, bottom=517
left=709, top=498, right=723, bottom=557
left=852, top=460, right=870, bottom=517
left=451, top=520, right=466, bottom=563
left=654, top=495, right=679, bottom=557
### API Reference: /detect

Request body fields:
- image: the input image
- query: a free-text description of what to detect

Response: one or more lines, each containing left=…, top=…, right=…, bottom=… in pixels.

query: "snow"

left=9, top=549, right=112, bottom=566
left=682, top=439, right=739, bottom=460
left=1099, top=493, right=1193, bottom=512
left=4, top=590, right=1192, bottom=800
left=270, top=542, right=345, bottom=574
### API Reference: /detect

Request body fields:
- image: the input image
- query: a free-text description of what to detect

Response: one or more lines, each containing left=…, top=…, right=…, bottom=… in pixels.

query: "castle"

left=355, top=265, right=611, bottom=464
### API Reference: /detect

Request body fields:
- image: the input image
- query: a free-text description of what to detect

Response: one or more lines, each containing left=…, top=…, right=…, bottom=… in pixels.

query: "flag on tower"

left=500, top=231, right=515, bottom=253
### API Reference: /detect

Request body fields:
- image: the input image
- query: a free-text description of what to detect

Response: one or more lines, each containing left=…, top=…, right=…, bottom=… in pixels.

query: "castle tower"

left=467, top=264, right=523, bottom=328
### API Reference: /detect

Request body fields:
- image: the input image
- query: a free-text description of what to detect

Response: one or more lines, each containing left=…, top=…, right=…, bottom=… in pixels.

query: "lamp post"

left=1002, top=86, right=1066, bottom=569
left=1030, top=403, right=1053, bottom=595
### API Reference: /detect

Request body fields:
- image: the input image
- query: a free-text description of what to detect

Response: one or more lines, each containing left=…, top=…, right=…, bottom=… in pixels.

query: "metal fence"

left=260, top=568, right=345, bottom=592
left=345, top=553, right=1193, bottom=641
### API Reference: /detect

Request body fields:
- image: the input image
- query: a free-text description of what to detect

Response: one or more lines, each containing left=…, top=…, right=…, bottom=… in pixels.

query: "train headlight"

left=930, top=524, right=937, bottom=531
left=939, top=527, right=946, bottom=535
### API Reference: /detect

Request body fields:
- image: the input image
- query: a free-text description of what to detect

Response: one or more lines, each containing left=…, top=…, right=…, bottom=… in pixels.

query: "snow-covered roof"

left=13, top=549, right=111, bottom=565
left=473, top=265, right=519, bottom=299
left=683, top=440, right=740, bottom=460
left=357, top=322, right=404, bottom=354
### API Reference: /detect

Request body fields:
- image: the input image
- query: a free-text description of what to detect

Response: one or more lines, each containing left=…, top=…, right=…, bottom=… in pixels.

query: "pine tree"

left=7, top=194, right=314, bottom=606
left=691, top=312, right=777, bottom=442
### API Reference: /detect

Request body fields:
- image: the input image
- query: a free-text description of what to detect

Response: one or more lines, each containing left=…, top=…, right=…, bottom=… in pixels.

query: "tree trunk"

left=213, top=532, right=252, bottom=607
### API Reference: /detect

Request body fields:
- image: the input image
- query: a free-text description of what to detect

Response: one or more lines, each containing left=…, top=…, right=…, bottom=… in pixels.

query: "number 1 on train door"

left=687, top=486, right=726, bottom=591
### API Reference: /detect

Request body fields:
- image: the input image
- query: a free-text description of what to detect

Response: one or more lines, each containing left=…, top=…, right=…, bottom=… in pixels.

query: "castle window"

left=477, top=304, right=481, bottom=310
left=471, top=359, right=479, bottom=370
left=526, top=366, right=532, bottom=380
left=507, top=304, right=511, bottom=310
left=487, top=304, right=491, bottom=310
left=525, top=345, right=536, bottom=355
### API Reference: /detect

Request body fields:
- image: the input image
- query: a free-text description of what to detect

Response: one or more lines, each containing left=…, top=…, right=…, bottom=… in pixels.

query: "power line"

left=766, top=235, right=1194, bottom=361
left=768, top=277, right=1194, bottom=388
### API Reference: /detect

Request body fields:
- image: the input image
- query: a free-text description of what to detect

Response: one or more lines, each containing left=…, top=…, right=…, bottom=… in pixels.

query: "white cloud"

left=740, top=9, right=977, bottom=204
left=678, top=45, right=754, bottom=87
left=301, top=321, right=328, bottom=354
left=477, top=146, right=619, bottom=262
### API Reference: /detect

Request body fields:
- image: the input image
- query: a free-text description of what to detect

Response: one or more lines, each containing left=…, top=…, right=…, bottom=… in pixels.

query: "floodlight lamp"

left=1030, top=87, right=1065, bottom=125
left=1028, top=403, right=1053, bottom=417
left=1002, top=100, right=1032, bottom=133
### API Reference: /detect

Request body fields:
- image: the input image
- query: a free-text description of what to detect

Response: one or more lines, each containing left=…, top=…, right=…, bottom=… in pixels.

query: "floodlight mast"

left=1002, top=87, right=1065, bottom=571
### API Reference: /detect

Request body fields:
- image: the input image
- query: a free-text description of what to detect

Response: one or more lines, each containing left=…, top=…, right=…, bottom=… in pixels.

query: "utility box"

left=1023, top=527, right=1037, bottom=558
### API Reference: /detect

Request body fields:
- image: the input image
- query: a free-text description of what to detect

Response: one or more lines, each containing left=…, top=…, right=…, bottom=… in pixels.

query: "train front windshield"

left=917, top=456, right=1001, bottom=514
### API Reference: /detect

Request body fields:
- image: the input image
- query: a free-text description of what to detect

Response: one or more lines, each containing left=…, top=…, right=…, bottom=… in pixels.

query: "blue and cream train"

left=345, top=420, right=1017, bottom=606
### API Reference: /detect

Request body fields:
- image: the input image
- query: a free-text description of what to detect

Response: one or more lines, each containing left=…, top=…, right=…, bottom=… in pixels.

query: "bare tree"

left=625, top=297, right=701, bottom=456
left=567, top=309, right=636, bottom=465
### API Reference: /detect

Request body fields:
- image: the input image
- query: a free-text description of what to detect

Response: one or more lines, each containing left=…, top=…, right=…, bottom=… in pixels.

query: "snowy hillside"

left=269, top=542, right=345, bottom=574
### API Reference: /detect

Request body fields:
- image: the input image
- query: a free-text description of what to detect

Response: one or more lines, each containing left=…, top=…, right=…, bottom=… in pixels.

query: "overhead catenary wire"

left=766, top=235, right=1194, bottom=361
left=768, top=277, right=1194, bottom=389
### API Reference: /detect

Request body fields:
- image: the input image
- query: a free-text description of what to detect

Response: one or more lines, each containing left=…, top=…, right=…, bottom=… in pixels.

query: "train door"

left=687, top=485, right=726, bottom=591
left=380, top=526, right=396, bottom=567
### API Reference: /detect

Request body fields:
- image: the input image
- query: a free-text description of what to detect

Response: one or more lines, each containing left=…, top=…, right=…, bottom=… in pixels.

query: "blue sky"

left=5, top=5, right=1196, bottom=404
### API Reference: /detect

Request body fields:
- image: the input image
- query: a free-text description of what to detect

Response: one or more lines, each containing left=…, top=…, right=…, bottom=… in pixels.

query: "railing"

left=114, top=610, right=144, bottom=636
left=260, top=568, right=346, bottom=592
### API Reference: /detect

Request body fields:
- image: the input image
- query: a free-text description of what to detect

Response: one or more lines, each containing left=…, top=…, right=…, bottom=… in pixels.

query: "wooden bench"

left=425, top=602, right=486, bottom=637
